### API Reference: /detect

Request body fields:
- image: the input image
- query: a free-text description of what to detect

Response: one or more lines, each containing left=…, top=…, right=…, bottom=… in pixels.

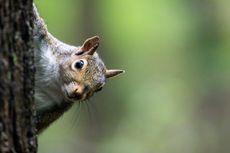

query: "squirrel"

left=32, top=4, right=124, bottom=134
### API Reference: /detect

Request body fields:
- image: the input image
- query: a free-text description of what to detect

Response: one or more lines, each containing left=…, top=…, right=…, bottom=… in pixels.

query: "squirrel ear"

left=80, top=36, right=100, bottom=55
left=105, top=69, right=125, bottom=78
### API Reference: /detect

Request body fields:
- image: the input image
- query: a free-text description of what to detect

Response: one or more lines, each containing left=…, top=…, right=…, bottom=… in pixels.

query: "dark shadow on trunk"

left=0, top=0, right=37, bottom=152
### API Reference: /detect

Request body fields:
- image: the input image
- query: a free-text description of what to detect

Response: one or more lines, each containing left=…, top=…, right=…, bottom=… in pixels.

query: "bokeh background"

left=35, top=0, right=230, bottom=153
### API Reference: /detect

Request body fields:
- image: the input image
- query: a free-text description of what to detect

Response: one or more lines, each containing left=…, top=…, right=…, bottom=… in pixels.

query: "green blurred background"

left=35, top=0, right=230, bottom=153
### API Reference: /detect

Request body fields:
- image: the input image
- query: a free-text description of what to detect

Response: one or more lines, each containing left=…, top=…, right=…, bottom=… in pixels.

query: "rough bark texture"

left=0, top=0, right=37, bottom=153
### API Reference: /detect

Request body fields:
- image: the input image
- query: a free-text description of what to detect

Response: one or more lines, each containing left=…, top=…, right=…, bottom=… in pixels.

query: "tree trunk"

left=0, top=0, right=37, bottom=153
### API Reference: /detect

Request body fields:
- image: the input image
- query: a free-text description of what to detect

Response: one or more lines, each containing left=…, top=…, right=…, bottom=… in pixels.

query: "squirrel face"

left=59, top=36, right=124, bottom=101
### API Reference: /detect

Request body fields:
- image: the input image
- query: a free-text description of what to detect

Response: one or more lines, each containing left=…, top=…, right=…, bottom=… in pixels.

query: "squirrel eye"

left=74, top=60, right=84, bottom=69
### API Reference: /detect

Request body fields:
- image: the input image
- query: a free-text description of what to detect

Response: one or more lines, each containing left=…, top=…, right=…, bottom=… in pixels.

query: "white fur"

left=34, top=38, right=64, bottom=109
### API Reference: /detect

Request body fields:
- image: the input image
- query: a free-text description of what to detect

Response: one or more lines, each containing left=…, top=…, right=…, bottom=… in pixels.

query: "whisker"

left=85, top=100, right=93, bottom=122
left=87, top=99, right=100, bottom=129
left=88, top=99, right=98, bottom=116
left=71, top=101, right=82, bottom=129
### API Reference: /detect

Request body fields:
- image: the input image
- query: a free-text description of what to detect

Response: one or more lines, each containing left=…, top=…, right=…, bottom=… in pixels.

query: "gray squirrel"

left=33, top=4, right=124, bottom=133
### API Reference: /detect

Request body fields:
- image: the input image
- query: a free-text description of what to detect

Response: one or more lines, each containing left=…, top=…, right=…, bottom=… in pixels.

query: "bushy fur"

left=33, top=4, right=123, bottom=133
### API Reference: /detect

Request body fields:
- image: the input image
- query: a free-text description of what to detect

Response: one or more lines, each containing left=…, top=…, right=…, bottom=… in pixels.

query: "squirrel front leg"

left=33, top=4, right=79, bottom=56
left=33, top=4, right=48, bottom=39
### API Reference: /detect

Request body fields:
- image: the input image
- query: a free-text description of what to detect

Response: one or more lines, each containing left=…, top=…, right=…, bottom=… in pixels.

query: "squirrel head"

left=60, top=36, right=124, bottom=101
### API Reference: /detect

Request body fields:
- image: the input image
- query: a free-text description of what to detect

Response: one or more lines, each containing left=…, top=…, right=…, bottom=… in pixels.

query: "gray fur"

left=33, top=4, right=123, bottom=133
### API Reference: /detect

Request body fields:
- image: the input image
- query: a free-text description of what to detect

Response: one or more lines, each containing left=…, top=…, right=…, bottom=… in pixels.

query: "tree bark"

left=0, top=0, right=37, bottom=153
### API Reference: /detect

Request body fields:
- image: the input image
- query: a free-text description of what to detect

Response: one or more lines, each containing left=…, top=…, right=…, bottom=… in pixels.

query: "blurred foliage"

left=35, top=0, right=230, bottom=153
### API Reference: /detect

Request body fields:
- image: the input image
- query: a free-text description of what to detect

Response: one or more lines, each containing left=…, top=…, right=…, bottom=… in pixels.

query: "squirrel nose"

left=68, top=85, right=90, bottom=100
left=74, top=85, right=89, bottom=100
left=74, top=87, right=84, bottom=99
left=73, top=92, right=83, bottom=100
